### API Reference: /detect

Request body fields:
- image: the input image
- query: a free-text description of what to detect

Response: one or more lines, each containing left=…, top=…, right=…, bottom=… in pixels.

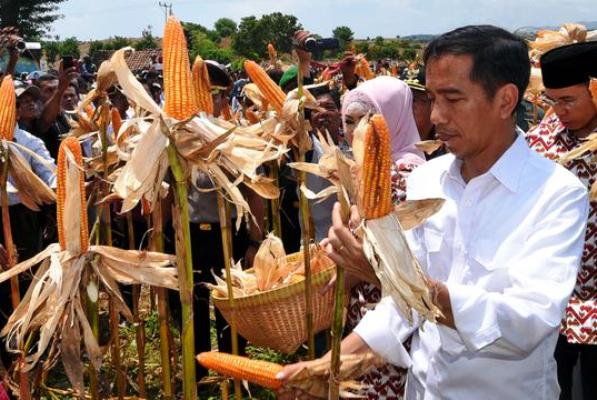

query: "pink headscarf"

left=341, top=76, right=425, bottom=166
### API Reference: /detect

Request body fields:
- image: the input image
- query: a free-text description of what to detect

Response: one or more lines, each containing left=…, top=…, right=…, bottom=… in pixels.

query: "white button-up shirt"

left=354, top=133, right=589, bottom=400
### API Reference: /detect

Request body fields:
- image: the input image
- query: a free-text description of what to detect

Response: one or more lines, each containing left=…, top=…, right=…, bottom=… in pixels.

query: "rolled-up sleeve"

left=353, top=296, right=419, bottom=367
left=448, top=184, right=588, bottom=357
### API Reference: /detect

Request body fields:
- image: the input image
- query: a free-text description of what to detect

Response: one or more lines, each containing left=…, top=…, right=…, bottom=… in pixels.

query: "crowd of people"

left=0, top=22, right=595, bottom=399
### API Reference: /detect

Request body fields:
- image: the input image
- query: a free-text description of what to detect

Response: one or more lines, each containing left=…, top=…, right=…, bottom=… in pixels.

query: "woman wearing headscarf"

left=339, top=76, right=425, bottom=399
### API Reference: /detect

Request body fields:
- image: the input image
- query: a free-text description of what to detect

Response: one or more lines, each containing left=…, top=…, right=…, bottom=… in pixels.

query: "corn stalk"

left=268, top=161, right=282, bottom=237
left=150, top=200, right=173, bottom=399
left=166, top=142, right=197, bottom=400
left=126, top=213, right=146, bottom=397
left=216, top=193, right=241, bottom=399
left=0, top=146, right=30, bottom=399
left=296, top=66, right=315, bottom=360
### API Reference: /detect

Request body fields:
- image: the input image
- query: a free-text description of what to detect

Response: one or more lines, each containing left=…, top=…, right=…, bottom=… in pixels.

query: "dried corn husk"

left=0, top=141, right=178, bottom=388
left=286, top=351, right=385, bottom=398
left=529, top=23, right=597, bottom=60
left=415, top=140, right=444, bottom=155
left=2, top=140, right=55, bottom=210
left=208, top=244, right=333, bottom=298
left=362, top=211, right=441, bottom=323
left=254, top=233, right=286, bottom=291
left=101, top=48, right=287, bottom=226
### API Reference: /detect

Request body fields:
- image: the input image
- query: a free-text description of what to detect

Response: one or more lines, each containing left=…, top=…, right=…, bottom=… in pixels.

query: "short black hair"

left=424, top=25, right=530, bottom=106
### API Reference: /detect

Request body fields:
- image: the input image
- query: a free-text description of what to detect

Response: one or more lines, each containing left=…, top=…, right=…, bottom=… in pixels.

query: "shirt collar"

left=444, top=129, right=528, bottom=193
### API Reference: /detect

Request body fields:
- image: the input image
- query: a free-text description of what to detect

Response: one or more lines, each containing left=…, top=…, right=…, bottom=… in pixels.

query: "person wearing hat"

left=404, top=67, right=445, bottom=160
left=525, top=41, right=597, bottom=400
left=1, top=81, right=56, bottom=371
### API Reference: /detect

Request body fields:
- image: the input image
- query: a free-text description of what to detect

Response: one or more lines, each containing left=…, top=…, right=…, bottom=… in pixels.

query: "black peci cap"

left=540, top=41, right=597, bottom=89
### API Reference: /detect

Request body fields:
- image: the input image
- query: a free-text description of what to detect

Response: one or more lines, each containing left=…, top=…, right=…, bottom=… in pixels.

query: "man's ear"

left=495, top=83, right=519, bottom=119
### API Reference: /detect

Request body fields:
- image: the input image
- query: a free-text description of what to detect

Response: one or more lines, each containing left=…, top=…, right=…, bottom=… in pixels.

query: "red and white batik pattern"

left=526, top=113, right=597, bottom=345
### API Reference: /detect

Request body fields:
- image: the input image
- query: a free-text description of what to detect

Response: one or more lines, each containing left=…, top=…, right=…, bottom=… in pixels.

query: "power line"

left=158, top=2, right=173, bottom=23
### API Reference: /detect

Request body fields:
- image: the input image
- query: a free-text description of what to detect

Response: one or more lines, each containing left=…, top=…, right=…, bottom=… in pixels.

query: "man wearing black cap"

left=526, top=41, right=597, bottom=400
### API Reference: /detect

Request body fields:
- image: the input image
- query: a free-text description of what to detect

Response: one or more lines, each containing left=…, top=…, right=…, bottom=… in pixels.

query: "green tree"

left=41, top=40, right=60, bottom=63
left=214, top=18, right=237, bottom=38
left=59, top=36, right=79, bottom=58
left=89, top=40, right=104, bottom=55
left=136, top=25, right=158, bottom=50
left=402, top=47, right=417, bottom=61
left=0, top=0, right=66, bottom=39
left=103, top=36, right=132, bottom=51
left=233, top=12, right=302, bottom=59
left=332, top=25, right=353, bottom=51
left=188, top=30, right=234, bottom=64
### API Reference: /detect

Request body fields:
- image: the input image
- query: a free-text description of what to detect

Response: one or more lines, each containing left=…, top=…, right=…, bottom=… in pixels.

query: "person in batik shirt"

left=525, top=41, right=597, bottom=400
left=340, top=76, right=425, bottom=400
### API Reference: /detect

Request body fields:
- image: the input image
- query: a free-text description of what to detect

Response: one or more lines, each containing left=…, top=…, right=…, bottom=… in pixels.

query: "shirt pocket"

left=468, top=238, right=510, bottom=288
left=424, top=227, right=449, bottom=281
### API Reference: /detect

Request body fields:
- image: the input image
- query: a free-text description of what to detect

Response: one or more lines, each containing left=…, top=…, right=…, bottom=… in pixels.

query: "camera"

left=295, top=37, right=339, bottom=52
left=13, top=39, right=26, bottom=53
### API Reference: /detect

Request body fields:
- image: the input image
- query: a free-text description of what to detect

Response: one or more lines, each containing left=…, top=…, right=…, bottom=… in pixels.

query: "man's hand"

left=58, top=60, right=79, bottom=90
left=427, top=277, right=455, bottom=329
left=321, top=202, right=380, bottom=286
left=293, top=30, right=312, bottom=78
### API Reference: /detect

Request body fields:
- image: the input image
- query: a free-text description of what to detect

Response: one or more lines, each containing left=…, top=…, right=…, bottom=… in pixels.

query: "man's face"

left=61, top=86, right=78, bottom=111
left=38, top=79, right=59, bottom=103
left=17, top=93, right=42, bottom=120
left=426, top=54, right=501, bottom=159
left=310, top=94, right=342, bottom=143
left=411, top=89, right=434, bottom=140
left=545, top=84, right=597, bottom=132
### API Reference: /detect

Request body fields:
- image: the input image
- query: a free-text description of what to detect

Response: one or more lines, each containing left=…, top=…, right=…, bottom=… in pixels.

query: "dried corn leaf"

left=254, top=233, right=286, bottom=291
left=415, top=140, right=444, bottom=155
left=287, top=351, right=385, bottom=398
left=394, top=199, right=445, bottom=231
left=6, top=142, right=55, bottom=210
left=362, top=213, right=441, bottom=324
left=558, top=133, right=597, bottom=164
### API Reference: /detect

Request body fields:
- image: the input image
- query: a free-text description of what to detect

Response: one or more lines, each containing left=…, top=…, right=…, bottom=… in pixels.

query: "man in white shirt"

left=278, top=25, right=589, bottom=400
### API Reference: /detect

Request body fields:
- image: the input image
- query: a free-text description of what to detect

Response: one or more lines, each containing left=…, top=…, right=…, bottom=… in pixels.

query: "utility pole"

left=158, top=2, right=173, bottom=22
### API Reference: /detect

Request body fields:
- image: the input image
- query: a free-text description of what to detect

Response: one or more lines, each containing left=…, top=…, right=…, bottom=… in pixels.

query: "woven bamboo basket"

left=212, top=251, right=340, bottom=354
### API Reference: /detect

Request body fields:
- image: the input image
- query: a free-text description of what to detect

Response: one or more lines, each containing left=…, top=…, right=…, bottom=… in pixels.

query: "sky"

left=49, top=0, right=596, bottom=41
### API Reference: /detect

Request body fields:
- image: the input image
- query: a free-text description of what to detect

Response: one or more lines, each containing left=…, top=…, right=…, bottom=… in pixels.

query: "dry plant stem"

left=216, top=194, right=241, bottom=399
left=329, top=198, right=350, bottom=399
left=98, top=102, right=126, bottom=399
left=150, top=200, right=173, bottom=399
left=0, top=154, right=30, bottom=399
left=166, top=143, right=197, bottom=400
left=269, top=161, right=282, bottom=237
left=296, top=66, right=316, bottom=360
left=126, top=213, right=147, bottom=397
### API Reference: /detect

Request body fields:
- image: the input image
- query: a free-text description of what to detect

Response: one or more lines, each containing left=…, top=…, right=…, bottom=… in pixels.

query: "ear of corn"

left=0, top=75, right=17, bottom=141
left=57, top=137, right=89, bottom=252
left=267, top=43, right=277, bottom=64
left=197, top=351, right=283, bottom=390
left=163, top=16, right=198, bottom=120
left=111, top=107, right=122, bottom=139
left=244, top=60, right=285, bottom=114
left=355, top=57, right=375, bottom=80
left=191, top=55, right=214, bottom=115
left=359, top=114, right=392, bottom=220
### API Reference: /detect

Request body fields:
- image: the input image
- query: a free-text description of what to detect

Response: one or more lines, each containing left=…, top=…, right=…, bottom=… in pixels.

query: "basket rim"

left=212, top=265, right=335, bottom=309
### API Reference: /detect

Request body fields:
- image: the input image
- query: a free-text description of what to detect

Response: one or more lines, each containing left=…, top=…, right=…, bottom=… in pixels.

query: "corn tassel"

left=244, top=60, right=285, bottom=114
left=111, top=107, right=122, bottom=139
left=191, top=55, right=214, bottom=115
left=163, top=16, right=199, bottom=120
left=197, top=352, right=283, bottom=390
left=0, top=75, right=16, bottom=141
left=359, top=114, right=392, bottom=220
left=57, top=137, right=89, bottom=252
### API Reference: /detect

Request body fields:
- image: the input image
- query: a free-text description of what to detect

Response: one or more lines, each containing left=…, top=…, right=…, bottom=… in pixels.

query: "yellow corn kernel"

left=0, top=75, right=17, bottom=141
left=244, top=60, right=285, bottom=114
left=163, top=16, right=199, bottom=120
